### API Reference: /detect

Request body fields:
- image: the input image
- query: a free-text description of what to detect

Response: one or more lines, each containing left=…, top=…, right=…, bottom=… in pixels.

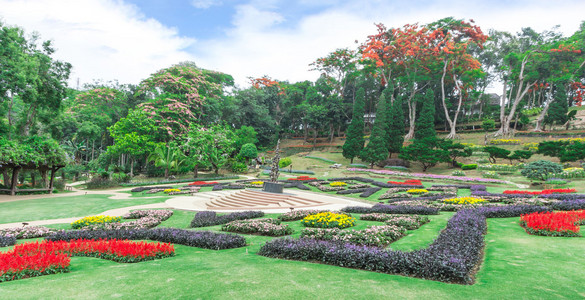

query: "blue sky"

left=0, top=0, right=584, bottom=89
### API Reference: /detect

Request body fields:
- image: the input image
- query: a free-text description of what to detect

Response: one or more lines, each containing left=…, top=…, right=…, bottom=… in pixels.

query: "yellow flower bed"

left=71, top=215, right=121, bottom=229
left=558, top=137, right=585, bottom=143
left=329, top=181, right=347, bottom=187
left=443, top=197, right=486, bottom=205
left=522, top=142, right=538, bottom=151
left=407, top=189, right=428, bottom=195
left=163, top=189, right=181, bottom=193
left=301, top=212, right=355, bottom=229
left=250, top=181, right=264, bottom=185
left=490, top=139, right=520, bottom=145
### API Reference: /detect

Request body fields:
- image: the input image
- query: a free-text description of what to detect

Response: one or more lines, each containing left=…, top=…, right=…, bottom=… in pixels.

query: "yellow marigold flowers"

left=301, top=212, right=355, bottom=229
left=71, top=215, right=121, bottom=229
left=163, top=189, right=181, bottom=193
left=329, top=181, right=347, bottom=187
left=407, top=189, right=428, bottom=195
left=250, top=181, right=264, bottom=186
left=490, top=139, right=520, bottom=145
left=443, top=197, right=486, bottom=205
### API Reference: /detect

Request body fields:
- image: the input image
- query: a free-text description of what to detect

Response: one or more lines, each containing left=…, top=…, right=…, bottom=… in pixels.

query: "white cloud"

left=191, top=0, right=221, bottom=9
left=0, top=0, right=195, bottom=87
left=195, top=0, right=585, bottom=89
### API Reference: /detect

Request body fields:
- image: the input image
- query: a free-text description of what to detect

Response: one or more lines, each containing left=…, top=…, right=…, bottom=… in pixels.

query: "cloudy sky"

left=1, top=0, right=584, bottom=89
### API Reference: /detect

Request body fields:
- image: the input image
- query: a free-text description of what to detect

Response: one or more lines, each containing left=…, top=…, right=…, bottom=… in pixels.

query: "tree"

left=439, top=140, right=472, bottom=167
left=187, top=124, right=235, bottom=174
left=386, top=88, right=404, bottom=157
left=521, top=160, right=563, bottom=181
left=484, top=146, right=511, bottom=164
left=559, top=142, right=585, bottom=162
left=399, top=142, right=449, bottom=172
left=508, top=150, right=533, bottom=163
left=537, top=141, right=568, bottom=158
left=233, top=126, right=258, bottom=153
left=239, top=143, right=258, bottom=164
left=543, top=84, right=569, bottom=130
left=414, top=89, right=437, bottom=146
left=147, top=142, right=184, bottom=179
left=342, top=88, right=366, bottom=163
left=360, top=92, right=389, bottom=167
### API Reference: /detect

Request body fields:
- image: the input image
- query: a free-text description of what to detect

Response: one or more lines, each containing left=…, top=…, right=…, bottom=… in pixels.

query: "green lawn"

left=1, top=208, right=584, bottom=299
left=0, top=194, right=168, bottom=223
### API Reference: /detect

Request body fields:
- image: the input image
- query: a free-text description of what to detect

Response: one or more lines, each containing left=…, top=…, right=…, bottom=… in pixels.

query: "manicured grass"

left=2, top=210, right=584, bottom=298
left=0, top=194, right=168, bottom=223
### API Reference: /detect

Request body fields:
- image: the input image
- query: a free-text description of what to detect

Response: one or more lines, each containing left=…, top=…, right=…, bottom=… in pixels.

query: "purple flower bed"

left=130, top=186, right=172, bottom=193
left=0, top=235, right=16, bottom=247
left=359, top=187, right=382, bottom=198
left=190, top=211, right=264, bottom=228
left=327, top=177, right=375, bottom=183
left=539, top=194, right=585, bottom=201
left=347, top=168, right=507, bottom=184
left=336, top=187, right=383, bottom=197
left=46, top=228, right=246, bottom=250
left=343, top=204, right=439, bottom=215
left=551, top=200, right=585, bottom=210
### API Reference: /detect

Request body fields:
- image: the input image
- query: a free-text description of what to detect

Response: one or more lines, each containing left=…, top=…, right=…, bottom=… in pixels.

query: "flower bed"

left=0, top=226, right=56, bottom=239
left=349, top=168, right=507, bottom=184
left=287, top=176, right=317, bottom=181
left=387, top=179, right=422, bottom=185
left=188, top=181, right=219, bottom=186
left=407, top=189, right=428, bottom=195
left=222, top=219, right=293, bottom=236
left=343, top=204, right=439, bottom=215
left=443, top=197, right=486, bottom=205
left=329, top=181, right=347, bottom=187
left=520, top=210, right=585, bottom=237
left=477, top=164, right=518, bottom=172
left=278, top=210, right=344, bottom=221
left=360, top=213, right=430, bottom=230
left=46, top=228, right=246, bottom=250
left=71, top=215, right=122, bottom=229
left=489, top=139, right=520, bottom=145
left=0, top=236, right=16, bottom=247
left=84, top=210, right=174, bottom=230
left=163, top=188, right=181, bottom=193
left=503, top=188, right=577, bottom=195
left=301, top=212, right=355, bottom=229
left=190, top=211, right=264, bottom=228
left=300, top=225, right=406, bottom=247
left=0, top=239, right=174, bottom=283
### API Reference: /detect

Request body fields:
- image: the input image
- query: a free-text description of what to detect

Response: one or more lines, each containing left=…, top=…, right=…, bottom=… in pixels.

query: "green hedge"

left=461, top=164, right=478, bottom=170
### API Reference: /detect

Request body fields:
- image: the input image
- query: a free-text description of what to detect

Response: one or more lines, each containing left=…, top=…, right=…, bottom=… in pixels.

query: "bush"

left=0, top=235, right=16, bottom=247
left=521, top=160, right=564, bottom=181
left=461, top=164, right=478, bottom=170
left=377, top=158, right=410, bottom=168
left=0, top=226, right=55, bottom=239
left=230, top=161, right=248, bottom=173
left=482, top=119, right=495, bottom=132
left=452, top=170, right=465, bottom=176
left=85, top=176, right=116, bottom=189
left=111, top=172, right=131, bottom=183
left=190, top=211, right=264, bottom=228
left=46, top=228, right=246, bottom=250
left=279, top=157, right=292, bottom=169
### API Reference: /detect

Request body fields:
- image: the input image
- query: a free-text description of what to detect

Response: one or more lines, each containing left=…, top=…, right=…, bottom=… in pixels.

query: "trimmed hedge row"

left=190, top=211, right=264, bottom=228
left=336, top=187, right=381, bottom=197
left=343, top=204, right=439, bottom=215
left=259, top=205, right=558, bottom=284
left=45, top=228, right=246, bottom=250
left=282, top=181, right=311, bottom=190
left=0, top=235, right=16, bottom=247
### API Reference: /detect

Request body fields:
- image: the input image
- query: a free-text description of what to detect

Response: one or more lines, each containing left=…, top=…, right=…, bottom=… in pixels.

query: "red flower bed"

left=1, top=239, right=174, bottom=283
left=387, top=179, right=422, bottom=185
left=287, top=176, right=317, bottom=181
left=520, top=210, right=585, bottom=237
left=503, top=188, right=576, bottom=195
left=188, top=181, right=219, bottom=186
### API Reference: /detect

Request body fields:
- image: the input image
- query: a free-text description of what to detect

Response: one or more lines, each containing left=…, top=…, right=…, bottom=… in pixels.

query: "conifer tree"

left=342, top=88, right=366, bottom=163
left=544, top=84, right=568, bottom=130
left=387, top=93, right=405, bottom=157
left=360, top=92, right=388, bottom=167
left=414, top=89, right=437, bottom=146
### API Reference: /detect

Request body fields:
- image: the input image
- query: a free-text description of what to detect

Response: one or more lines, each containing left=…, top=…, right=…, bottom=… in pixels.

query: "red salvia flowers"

left=503, top=188, right=576, bottom=195
left=387, top=179, right=422, bottom=185
left=0, top=239, right=174, bottom=283
left=520, top=210, right=585, bottom=237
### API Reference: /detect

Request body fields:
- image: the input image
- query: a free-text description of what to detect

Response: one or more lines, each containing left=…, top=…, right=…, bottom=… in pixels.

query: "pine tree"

left=414, top=89, right=437, bottom=146
left=544, top=84, right=568, bottom=130
left=360, top=92, right=388, bottom=167
left=342, top=88, right=366, bottom=163
left=387, top=93, right=404, bottom=158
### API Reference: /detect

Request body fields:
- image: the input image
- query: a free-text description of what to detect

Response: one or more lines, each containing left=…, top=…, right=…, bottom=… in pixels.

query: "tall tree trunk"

left=41, top=169, right=48, bottom=187
left=10, top=167, right=20, bottom=196
left=193, top=164, right=199, bottom=178
left=405, top=89, right=417, bottom=139
left=534, top=91, right=554, bottom=131
left=31, top=172, right=36, bottom=187
left=130, top=157, right=134, bottom=177
left=329, top=123, right=334, bottom=143
left=48, top=167, right=57, bottom=194
left=440, top=60, right=464, bottom=139
left=2, top=169, right=9, bottom=186
left=303, top=121, right=308, bottom=143
left=164, top=167, right=169, bottom=179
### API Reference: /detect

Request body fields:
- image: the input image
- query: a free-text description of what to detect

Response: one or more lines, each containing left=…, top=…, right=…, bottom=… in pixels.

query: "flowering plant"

left=288, top=176, right=317, bottom=181
left=301, top=212, right=355, bottom=229
left=188, top=181, right=219, bottom=186
left=300, top=225, right=406, bottom=247
left=503, top=188, right=576, bottom=195
left=71, top=215, right=121, bottom=229
left=520, top=210, right=585, bottom=236
left=490, top=139, right=520, bottom=145
left=250, top=181, right=264, bottom=186
left=443, top=197, right=486, bottom=205
left=329, top=181, right=347, bottom=187
left=163, top=188, right=181, bottom=193
left=222, top=219, right=293, bottom=236
left=406, top=189, right=428, bottom=195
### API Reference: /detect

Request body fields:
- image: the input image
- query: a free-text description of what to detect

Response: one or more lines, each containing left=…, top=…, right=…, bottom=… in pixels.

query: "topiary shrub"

left=521, top=160, right=563, bottom=181
left=377, top=158, right=410, bottom=168
left=279, top=157, right=292, bottom=169
left=231, top=161, right=248, bottom=173
left=461, top=164, right=478, bottom=170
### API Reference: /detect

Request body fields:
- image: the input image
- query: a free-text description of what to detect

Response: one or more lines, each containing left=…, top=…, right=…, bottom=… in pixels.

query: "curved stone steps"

left=206, top=190, right=327, bottom=210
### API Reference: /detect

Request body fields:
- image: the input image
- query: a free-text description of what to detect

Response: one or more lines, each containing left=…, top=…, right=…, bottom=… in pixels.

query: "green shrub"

left=86, top=177, right=117, bottom=189
left=279, top=157, right=292, bottom=168
left=521, top=160, right=564, bottom=181
left=482, top=119, right=495, bottom=132
left=451, top=170, right=465, bottom=176
left=231, top=162, right=248, bottom=173
left=111, top=172, right=131, bottom=183
left=481, top=171, right=500, bottom=179
left=461, top=164, right=477, bottom=170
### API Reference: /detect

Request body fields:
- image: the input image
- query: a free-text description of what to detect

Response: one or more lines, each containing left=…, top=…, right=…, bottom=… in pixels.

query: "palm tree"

left=147, top=143, right=184, bottom=179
